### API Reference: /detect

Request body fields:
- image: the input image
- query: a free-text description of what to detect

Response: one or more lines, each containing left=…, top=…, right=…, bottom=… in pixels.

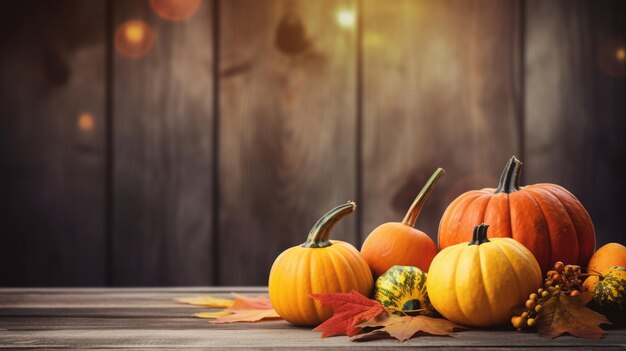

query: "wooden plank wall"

left=0, top=0, right=107, bottom=286
left=0, top=0, right=624, bottom=286
left=362, top=0, right=521, bottom=240
left=112, top=0, right=215, bottom=285
left=525, top=0, right=626, bottom=249
left=218, top=0, right=357, bottom=285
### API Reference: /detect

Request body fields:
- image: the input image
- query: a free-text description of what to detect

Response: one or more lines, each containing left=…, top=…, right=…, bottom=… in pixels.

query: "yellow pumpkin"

left=268, top=201, right=373, bottom=326
left=428, top=224, right=542, bottom=327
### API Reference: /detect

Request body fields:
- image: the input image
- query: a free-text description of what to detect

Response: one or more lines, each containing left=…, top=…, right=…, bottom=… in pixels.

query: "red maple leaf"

left=309, top=290, right=386, bottom=337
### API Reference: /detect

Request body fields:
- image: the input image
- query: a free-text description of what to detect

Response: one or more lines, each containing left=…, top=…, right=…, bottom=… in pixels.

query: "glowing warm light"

left=616, top=47, right=626, bottom=61
left=150, top=0, right=201, bottom=21
left=125, top=23, right=145, bottom=44
left=78, top=113, right=95, bottom=132
left=337, top=10, right=355, bottom=28
left=115, top=20, right=154, bottom=58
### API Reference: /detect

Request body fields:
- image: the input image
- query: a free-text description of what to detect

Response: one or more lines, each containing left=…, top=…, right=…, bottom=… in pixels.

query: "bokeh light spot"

left=78, top=113, right=95, bottom=132
left=115, top=20, right=154, bottom=58
left=150, top=0, right=201, bottom=21
left=337, top=10, right=355, bottom=28
left=125, top=23, right=145, bottom=44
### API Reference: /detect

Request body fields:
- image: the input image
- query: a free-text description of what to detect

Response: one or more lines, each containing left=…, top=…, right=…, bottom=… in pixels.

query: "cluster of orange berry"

left=511, top=261, right=584, bottom=330
left=545, top=261, right=585, bottom=296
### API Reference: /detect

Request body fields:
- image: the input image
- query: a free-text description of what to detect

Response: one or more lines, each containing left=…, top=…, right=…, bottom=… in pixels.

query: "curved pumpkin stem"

left=402, top=168, right=445, bottom=227
left=495, top=156, right=522, bottom=194
left=302, top=201, right=356, bottom=248
left=469, top=224, right=491, bottom=246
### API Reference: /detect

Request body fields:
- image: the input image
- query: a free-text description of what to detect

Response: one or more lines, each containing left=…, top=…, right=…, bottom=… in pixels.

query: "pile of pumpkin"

left=268, top=157, right=626, bottom=329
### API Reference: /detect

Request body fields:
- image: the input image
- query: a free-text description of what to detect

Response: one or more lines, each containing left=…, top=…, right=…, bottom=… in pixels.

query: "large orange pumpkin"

left=438, top=156, right=595, bottom=272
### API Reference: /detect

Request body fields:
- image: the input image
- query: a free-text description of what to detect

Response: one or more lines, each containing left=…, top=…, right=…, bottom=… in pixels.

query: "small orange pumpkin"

left=586, top=243, right=626, bottom=275
left=361, top=168, right=443, bottom=277
left=438, top=156, right=595, bottom=272
left=268, top=202, right=373, bottom=326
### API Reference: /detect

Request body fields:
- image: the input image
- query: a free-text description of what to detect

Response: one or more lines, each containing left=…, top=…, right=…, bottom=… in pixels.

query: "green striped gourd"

left=588, top=266, right=626, bottom=324
left=373, top=265, right=434, bottom=316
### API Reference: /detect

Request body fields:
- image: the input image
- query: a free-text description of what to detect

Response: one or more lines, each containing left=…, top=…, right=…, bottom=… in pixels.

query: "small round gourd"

left=268, top=202, right=373, bottom=326
left=584, top=266, right=626, bottom=325
left=374, top=265, right=434, bottom=316
left=361, top=168, right=443, bottom=277
left=586, top=243, right=626, bottom=275
left=428, top=224, right=542, bottom=327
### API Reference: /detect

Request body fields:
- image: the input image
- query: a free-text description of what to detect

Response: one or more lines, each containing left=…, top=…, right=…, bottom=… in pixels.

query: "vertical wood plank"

left=218, top=0, right=358, bottom=285
left=525, top=0, right=626, bottom=246
left=0, top=0, right=106, bottom=285
left=362, top=0, right=522, bottom=242
left=112, top=0, right=215, bottom=285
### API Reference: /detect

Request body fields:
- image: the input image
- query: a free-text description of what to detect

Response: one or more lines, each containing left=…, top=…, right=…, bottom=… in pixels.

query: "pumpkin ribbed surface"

left=428, top=225, right=542, bottom=327
left=438, top=157, right=595, bottom=272
left=269, top=240, right=372, bottom=326
left=268, top=201, right=372, bottom=326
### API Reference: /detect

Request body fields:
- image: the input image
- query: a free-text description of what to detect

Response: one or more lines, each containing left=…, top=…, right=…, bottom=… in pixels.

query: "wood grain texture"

left=0, top=0, right=106, bottom=286
left=525, top=0, right=626, bottom=247
left=0, top=288, right=625, bottom=349
left=112, top=0, right=215, bottom=285
left=361, top=0, right=522, bottom=244
left=218, top=0, right=358, bottom=285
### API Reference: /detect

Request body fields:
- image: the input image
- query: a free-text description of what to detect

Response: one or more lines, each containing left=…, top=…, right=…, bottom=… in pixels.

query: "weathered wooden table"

left=1, top=287, right=625, bottom=350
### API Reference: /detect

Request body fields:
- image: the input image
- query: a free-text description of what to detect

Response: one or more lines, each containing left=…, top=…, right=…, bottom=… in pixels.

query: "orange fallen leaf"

left=179, top=293, right=282, bottom=323
left=211, top=294, right=280, bottom=323
left=352, top=312, right=465, bottom=342
left=194, top=311, right=232, bottom=318
left=210, top=309, right=281, bottom=323
left=536, top=292, right=611, bottom=339
left=175, top=296, right=234, bottom=308
left=229, top=293, right=274, bottom=310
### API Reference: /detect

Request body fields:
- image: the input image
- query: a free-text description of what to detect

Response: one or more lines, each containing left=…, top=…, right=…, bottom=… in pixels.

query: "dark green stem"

left=495, top=156, right=522, bottom=194
left=469, top=224, right=491, bottom=246
left=402, top=168, right=445, bottom=227
left=302, top=201, right=356, bottom=248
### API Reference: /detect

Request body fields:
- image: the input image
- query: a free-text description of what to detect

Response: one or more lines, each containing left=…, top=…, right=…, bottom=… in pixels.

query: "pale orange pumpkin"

left=586, top=243, right=626, bottom=275
left=361, top=168, right=443, bottom=277
left=268, top=202, right=373, bottom=326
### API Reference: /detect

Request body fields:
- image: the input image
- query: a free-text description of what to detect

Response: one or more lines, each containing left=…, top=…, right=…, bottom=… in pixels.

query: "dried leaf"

left=352, top=312, right=465, bottom=342
left=210, top=309, right=281, bottom=323
left=229, top=293, right=273, bottom=310
left=537, top=292, right=611, bottom=339
left=175, top=296, right=234, bottom=308
left=309, top=290, right=386, bottom=337
left=179, top=293, right=281, bottom=323
left=194, top=311, right=232, bottom=319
